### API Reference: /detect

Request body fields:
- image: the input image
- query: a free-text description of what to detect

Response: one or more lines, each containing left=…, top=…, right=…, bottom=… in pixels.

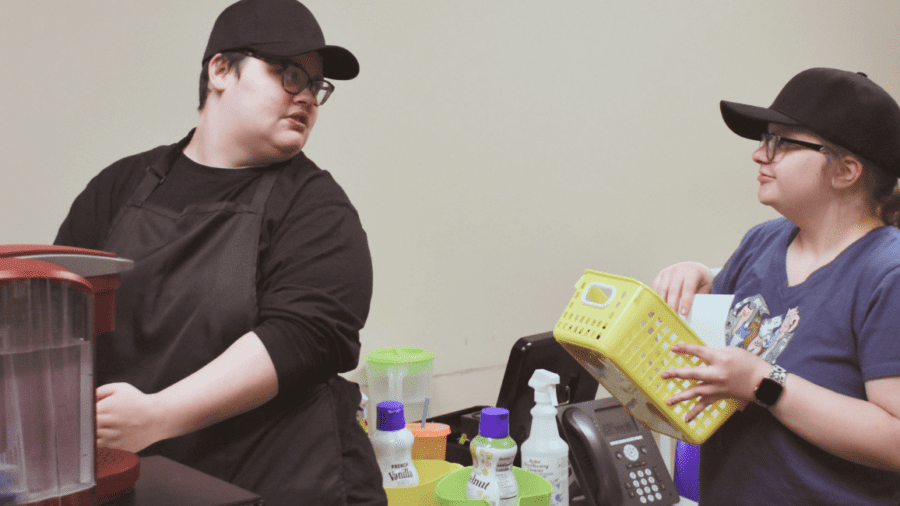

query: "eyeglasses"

left=241, top=51, right=335, bottom=105
left=759, top=133, right=827, bottom=162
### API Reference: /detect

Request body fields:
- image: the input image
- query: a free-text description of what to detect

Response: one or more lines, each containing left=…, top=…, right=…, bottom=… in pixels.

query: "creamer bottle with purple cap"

left=466, top=407, right=518, bottom=506
left=370, top=401, right=419, bottom=488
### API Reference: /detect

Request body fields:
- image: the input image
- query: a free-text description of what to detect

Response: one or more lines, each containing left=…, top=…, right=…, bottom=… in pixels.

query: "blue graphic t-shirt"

left=700, top=218, right=900, bottom=505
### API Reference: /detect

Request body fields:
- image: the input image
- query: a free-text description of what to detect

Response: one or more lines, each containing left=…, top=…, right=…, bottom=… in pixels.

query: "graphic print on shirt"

left=723, top=295, right=800, bottom=364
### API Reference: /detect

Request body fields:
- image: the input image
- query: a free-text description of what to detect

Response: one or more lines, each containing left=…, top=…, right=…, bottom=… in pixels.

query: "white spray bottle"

left=521, top=369, right=569, bottom=506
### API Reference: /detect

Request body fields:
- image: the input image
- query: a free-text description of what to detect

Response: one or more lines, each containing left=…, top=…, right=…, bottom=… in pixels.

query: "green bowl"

left=435, top=466, right=551, bottom=506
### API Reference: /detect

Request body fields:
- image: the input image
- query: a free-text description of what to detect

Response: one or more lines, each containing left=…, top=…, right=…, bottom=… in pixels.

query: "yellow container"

left=406, top=423, right=451, bottom=460
left=553, top=270, right=738, bottom=444
left=435, top=466, right=551, bottom=506
left=385, top=460, right=462, bottom=506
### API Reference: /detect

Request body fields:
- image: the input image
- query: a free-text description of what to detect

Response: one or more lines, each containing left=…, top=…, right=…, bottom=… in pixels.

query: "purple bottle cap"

left=376, top=401, right=406, bottom=431
left=479, top=407, right=510, bottom=439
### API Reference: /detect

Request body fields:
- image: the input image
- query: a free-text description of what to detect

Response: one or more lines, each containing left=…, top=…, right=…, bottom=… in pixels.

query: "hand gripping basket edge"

left=553, top=270, right=738, bottom=445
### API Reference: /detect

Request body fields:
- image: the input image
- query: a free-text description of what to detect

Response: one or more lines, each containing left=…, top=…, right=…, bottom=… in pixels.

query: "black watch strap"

left=754, top=364, right=787, bottom=409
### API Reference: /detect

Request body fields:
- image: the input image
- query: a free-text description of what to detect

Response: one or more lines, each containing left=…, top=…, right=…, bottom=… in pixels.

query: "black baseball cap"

left=203, top=0, right=359, bottom=80
left=720, top=68, right=900, bottom=176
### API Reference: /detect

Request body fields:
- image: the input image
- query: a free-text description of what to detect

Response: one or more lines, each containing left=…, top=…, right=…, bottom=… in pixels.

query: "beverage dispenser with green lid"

left=365, top=347, right=435, bottom=434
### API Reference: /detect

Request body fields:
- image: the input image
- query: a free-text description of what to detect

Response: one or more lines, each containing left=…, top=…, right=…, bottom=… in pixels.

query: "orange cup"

left=405, top=422, right=451, bottom=460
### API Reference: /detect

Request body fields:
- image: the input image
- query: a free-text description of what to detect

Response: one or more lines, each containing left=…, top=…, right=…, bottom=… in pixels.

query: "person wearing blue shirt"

left=653, top=68, right=900, bottom=505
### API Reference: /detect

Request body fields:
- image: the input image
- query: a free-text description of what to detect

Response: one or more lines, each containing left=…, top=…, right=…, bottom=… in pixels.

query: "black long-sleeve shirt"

left=55, top=135, right=373, bottom=396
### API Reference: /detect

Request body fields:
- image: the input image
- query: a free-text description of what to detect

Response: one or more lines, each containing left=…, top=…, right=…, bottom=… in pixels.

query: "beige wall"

left=2, top=1, right=899, bottom=417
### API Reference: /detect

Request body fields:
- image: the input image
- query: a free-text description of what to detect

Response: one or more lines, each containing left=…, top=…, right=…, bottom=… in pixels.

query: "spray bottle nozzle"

left=528, top=369, right=560, bottom=406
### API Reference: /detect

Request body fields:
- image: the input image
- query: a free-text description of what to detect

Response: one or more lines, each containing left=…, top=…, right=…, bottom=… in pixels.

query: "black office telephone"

left=558, top=398, right=680, bottom=506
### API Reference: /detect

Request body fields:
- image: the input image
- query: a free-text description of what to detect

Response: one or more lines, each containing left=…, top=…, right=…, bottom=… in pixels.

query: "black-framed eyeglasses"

left=241, top=51, right=334, bottom=105
left=759, top=133, right=827, bottom=162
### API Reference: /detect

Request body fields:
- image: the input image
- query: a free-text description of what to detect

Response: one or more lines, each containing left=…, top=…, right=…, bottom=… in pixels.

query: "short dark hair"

left=198, top=51, right=249, bottom=110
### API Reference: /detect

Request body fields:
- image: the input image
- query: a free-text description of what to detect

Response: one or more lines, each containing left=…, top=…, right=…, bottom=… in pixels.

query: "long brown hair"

left=864, top=157, right=900, bottom=228
left=821, top=137, right=900, bottom=228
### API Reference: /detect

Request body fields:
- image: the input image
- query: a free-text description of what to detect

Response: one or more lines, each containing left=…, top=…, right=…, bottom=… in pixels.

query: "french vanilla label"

left=388, top=462, right=414, bottom=482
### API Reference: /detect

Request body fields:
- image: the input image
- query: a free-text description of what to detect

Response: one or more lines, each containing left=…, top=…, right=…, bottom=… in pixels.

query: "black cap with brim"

left=203, top=0, right=359, bottom=80
left=318, top=46, right=359, bottom=80
left=720, top=100, right=803, bottom=142
left=718, top=68, right=900, bottom=177
left=239, top=43, right=359, bottom=80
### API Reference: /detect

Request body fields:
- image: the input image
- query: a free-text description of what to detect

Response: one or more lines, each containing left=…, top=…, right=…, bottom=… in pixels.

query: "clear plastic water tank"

left=0, top=246, right=133, bottom=506
left=1, top=258, right=95, bottom=505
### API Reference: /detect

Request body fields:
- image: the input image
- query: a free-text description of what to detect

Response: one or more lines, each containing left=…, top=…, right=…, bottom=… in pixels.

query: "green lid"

left=365, top=346, right=435, bottom=366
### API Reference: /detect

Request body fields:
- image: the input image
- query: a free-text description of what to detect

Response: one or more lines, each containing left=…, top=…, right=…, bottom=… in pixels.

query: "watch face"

left=756, top=377, right=784, bottom=405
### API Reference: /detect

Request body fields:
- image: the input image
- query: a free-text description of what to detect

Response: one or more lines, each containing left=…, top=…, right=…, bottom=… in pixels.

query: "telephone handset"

left=558, top=398, right=679, bottom=506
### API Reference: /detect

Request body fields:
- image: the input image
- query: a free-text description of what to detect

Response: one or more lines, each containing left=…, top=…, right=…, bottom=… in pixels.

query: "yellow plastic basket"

left=553, top=270, right=738, bottom=445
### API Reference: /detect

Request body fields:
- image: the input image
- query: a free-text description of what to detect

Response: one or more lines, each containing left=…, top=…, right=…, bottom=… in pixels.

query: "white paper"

left=685, top=294, right=735, bottom=349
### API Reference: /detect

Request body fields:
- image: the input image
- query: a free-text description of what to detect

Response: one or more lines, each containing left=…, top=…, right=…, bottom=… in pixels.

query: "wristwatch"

left=754, top=364, right=787, bottom=409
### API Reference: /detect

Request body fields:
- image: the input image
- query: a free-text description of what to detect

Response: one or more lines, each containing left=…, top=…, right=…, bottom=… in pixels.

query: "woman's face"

left=752, top=125, right=833, bottom=217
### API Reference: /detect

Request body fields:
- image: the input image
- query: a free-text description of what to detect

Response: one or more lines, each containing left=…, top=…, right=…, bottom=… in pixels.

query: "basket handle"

left=581, top=282, right=616, bottom=309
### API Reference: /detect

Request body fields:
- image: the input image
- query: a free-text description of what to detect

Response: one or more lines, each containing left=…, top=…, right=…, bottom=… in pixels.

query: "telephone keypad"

left=627, top=466, right=666, bottom=503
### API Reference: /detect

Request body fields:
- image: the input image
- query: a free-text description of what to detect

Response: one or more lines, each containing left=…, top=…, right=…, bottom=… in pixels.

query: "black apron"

left=99, top=141, right=386, bottom=505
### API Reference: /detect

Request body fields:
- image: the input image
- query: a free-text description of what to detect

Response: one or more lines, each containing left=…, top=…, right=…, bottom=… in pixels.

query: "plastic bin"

left=553, top=270, right=739, bottom=444
left=385, top=460, right=461, bottom=506
left=435, top=466, right=551, bottom=506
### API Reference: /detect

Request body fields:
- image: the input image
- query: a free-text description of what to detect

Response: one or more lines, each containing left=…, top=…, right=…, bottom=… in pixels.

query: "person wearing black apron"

left=54, top=1, right=386, bottom=504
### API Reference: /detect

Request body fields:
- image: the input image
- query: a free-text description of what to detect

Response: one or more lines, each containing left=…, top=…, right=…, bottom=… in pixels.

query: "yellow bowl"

left=385, top=459, right=462, bottom=506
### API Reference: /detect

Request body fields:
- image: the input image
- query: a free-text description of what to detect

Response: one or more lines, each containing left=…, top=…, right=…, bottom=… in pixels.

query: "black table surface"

left=104, top=456, right=263, bottom=506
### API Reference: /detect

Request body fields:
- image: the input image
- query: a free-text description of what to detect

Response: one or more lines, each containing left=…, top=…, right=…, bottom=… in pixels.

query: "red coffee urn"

left=0, top=245, right=139, bottom=506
